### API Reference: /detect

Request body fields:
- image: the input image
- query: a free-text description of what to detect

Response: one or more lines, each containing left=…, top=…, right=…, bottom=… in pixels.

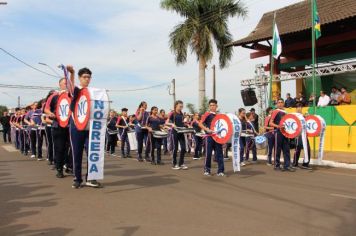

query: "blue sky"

left=0, top=0, right=301, bottom=113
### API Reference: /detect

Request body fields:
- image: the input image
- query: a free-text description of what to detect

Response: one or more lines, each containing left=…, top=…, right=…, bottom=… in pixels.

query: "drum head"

left=210, top=114, right=233, bottom=144
left=305, top=115, right=322, bottom=137
left=279, top=114, right=302, bottom=139
left=56, top=92, right=72, bottom=128
left=74, top=88, right=91, bottom=130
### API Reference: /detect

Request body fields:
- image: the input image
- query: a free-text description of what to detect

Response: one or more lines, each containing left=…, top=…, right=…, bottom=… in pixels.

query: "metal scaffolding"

left=241, top=61, right=356, bottom=129
left=241, top=61, right=356, bottom=87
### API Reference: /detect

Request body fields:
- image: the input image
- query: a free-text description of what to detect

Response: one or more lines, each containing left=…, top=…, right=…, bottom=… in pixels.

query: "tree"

left=186, top=103, right=197, bottom=114
left=0, top=105, right=8, bottom=117
left=161, top=0, right=247, bottom=110
left=199, top=96, right=209, bottom=114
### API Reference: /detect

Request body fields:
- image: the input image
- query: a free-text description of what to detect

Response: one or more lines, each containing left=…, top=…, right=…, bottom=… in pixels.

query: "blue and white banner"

left=317, top=116, right=326, bottom=162
left=87, top=88, right=110, bottom=181
left=227, top=113, right=242, bottom=172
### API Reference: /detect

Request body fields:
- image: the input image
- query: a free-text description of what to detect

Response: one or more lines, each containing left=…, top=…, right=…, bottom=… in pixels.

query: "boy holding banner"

left=67, top=66, right=102, bottom=189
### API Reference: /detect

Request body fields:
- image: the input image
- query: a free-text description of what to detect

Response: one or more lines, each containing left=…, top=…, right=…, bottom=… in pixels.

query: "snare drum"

left=152, top=130, right=168, bottom=139
left=255, top=135, right=267, bottom=149
left=174, top=127, right=195, bottom=134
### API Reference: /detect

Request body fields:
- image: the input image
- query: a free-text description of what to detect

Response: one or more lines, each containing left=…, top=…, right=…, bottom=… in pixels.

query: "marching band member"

left=238, top=108, right=247, bottom=166
left=191, top=113, right=203, bottom=160
left=159, top=109, right=169, bottom=154
left=68, top=66, right=101, bottom=189
left=147, top=106, right=165, bottom=165
left=24, top=102, right=38, bottom=159
left=166, top=100, right=188, bottom=170
left=43, top=90, right=56, bottom=166
left=0, top=111, right=11, bottom=143
left=199, top=99, right=225, bottom=176
left=19, top=108, right=29, bottom=156
left=106, top=110, right=118, bottom=156
left=135, top=101, right=150, bottom=162
left=45, top=78, right=72, bottom=178
left=292, top=103, right=312, bottom=170
left=245, top=112, right=258, bottom=163
left=116, top=108, right=131, bottom=158
left=269, top=99, right=295, bottom=172
left=264, top=107, right=274, bottom=166
left=13, top=108, right=21, bottom=150
left=31, top=101, right=44, bottom=161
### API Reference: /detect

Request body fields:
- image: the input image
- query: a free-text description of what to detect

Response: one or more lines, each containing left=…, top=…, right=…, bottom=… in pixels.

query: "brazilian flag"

left=313, top=0, right=321, bottom=39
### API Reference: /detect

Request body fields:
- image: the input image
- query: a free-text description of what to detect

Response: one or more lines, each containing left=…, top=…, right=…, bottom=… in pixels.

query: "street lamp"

left=38, top=62, right=61, bottom=77
left=0, top=2, right=7, bottom=5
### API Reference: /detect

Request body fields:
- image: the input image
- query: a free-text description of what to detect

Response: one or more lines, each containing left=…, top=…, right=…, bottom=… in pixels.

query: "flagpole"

left=311, top=0, right=316, bottom=158
left=269, top=12, right=276, bottom=107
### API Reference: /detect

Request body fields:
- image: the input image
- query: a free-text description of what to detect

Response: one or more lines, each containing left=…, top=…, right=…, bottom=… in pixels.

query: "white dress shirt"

left=317, top=95, right=330, bottom=107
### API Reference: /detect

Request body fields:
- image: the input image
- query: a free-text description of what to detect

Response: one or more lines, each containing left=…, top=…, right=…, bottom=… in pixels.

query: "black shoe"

left=282, top=167, right=295, bottom=172
left=126, top=154, right=132, bottom=158
left=56, top=171, right=64, bottom=178
left=47, top=161, right=53, bottom=165
left=137, top=158, right=144, bottom=162
left=85, top=180, right=102, bottom=188
left=151, top=161, right=157, bottom=165
left=274, top=166, right=282, bottom=171
left=300, top=165, right=312, bottom=170
left=72, top=181, right=82, bottom=189
left=157, top=162, right=164, bottom=165
left=163, top=150, right=168, bottom=155
left=65, top=168, right=73, bottom=174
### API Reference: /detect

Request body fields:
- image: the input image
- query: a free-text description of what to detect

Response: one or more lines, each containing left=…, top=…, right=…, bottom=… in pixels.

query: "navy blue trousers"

left=70, top=119, right=89, bottom=183
left=275, top=130, right=291, bottom=168
left=136, top=130, right=149, bottom=159
left=194, top=135, right=203, bottom=158
left=45, top=126, right=54, bottom=163
left=204, top=136, right=224, bottom=173
left=266, top=133, right=274, bottom=164
left=172, top=131, right=186, bottom=166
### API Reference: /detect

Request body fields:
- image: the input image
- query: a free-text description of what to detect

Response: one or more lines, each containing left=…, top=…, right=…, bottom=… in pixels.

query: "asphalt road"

left=0, top=141, right=355, bottom=236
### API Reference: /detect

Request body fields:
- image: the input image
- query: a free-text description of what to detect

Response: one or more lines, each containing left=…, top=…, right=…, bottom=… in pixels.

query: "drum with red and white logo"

left=210, top=114, right=233, bottom=144
left=74, top=88, right=91, bottom=130
left=56, top=92, right=72, bottom=128
left=305, top=115, right=324, bottom=137
left=279, top=113, right=304, bottom=139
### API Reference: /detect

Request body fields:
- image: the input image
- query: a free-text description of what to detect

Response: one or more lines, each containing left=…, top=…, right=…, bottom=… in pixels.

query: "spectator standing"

left=330, top=87, right=341, bottom=105
left=338, top=87, right=351, bottom=105
left=317, top=91, right=330, bottom=107
left=285, top=93, right=295, bottom=108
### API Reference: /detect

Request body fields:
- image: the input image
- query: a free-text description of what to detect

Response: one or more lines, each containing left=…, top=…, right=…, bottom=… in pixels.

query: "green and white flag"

left=272, top=21, right=282, bottom=59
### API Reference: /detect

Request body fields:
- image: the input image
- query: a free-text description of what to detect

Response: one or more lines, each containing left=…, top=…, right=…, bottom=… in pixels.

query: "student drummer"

left=67, top=65, right=101, bottom=189
left=116, top=108, right=131, bottom=158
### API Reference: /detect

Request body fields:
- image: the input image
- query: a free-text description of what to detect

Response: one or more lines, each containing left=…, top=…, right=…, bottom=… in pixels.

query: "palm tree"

left=161, top=0, right=247, bottom=109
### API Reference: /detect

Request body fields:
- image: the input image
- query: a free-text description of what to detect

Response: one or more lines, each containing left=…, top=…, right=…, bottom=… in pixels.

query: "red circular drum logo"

left=56, top=92, right=72, bottom=128
left=74, top=88, right=91, bottom=130
left=279, top=114, right=302, bottom=139
left=210, top=114, right=233, bottom=144
left=305, top=115, right=322, bottom=137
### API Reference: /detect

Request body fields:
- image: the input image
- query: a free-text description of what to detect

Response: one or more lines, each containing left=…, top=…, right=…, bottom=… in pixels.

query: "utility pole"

left=212, top=65, right=216, bottom=99
left=168, top=79, right=176, bottom=109
left=17, top=96, right=20, bottom=108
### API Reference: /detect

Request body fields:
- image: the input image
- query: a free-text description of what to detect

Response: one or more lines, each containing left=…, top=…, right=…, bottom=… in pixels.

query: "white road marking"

left=1, top=145, right=18, bottom=152
left=330, top=193, right=356, bottom=200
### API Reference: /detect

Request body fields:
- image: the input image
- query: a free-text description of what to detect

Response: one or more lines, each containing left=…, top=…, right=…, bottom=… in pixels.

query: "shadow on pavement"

left=105, top=174, right=179, bottom=193
left=0, top=169, right=73, bottom=235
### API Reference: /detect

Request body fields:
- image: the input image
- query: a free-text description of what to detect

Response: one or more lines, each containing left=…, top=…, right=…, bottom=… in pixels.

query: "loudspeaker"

left=241, top=88, right=258, bottom=106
